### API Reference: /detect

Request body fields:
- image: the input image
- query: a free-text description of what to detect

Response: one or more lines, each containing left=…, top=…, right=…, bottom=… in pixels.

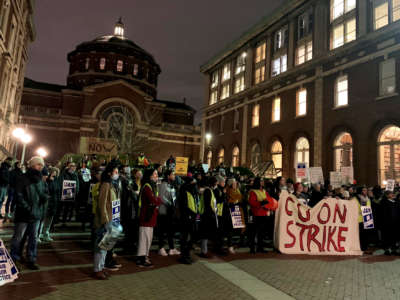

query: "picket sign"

left=361, top=206, right=374, bottom=229
left=0, top=239, right=18, bottom=286
left=230, top=205, right=245, bottom=229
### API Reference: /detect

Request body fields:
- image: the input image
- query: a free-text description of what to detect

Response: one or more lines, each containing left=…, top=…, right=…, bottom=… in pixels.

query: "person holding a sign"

left=226, top=178, right=243, bottom=254
left=353, top=187, right=373, bottom=252
left=381, top=191, right=400, bottom=255
left=10, top=156, right=48, bottom=271
left=58, top=162, right=80, bottom=225
left=248, top=177, right=278, bottom=254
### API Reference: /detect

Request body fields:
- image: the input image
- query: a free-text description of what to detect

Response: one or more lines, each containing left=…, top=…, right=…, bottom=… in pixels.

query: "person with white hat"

left=10, top=156, right=48, bottom=270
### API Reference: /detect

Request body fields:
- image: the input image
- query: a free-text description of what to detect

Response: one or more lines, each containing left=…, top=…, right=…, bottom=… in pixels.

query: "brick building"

left=0, top=0, right=35, bottom=158
left=20, top=19, right=200, bottom=164
left=201, top=0, right=400, bottom=186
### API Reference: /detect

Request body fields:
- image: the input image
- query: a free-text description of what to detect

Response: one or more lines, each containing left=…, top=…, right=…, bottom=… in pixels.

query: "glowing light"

left=21, top=133, right=32, bottom=144
left=12, top=128, right=25, bottom=139
left=36, top=147, right=48, bottom=158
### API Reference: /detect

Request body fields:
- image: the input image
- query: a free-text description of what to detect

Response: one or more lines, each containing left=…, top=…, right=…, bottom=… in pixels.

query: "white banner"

left=274, top=191, right=362, bottom=255
left=61, top=180, right=76, bottom=201
left=0, top=239, right=19, bottom=286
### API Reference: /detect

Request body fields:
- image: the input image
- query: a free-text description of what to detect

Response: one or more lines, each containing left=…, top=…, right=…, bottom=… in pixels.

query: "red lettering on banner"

left=297, top=204, right=310, bottom=222
left=285, top=197, right=294, bottom=216
left=337, top=227, right=348, bottom=252
left=296, top=223, right=308, bottom=251
left=327, top=226, right=338, bottom=252
left=317, top=203, right=331, bottom=224
left=321, top=226, right=327, bottom=252
left=307, top=225, right=322, bottom=252
left=333, top=204, right=347, bottom=224
left=284, top=221, right=296, bottom=248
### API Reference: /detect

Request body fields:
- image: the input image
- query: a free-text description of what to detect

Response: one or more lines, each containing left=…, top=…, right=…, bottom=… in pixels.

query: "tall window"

left=235, top=52, right=246, bottom=74
left=210, top=90, right=218, bottom=105
left=334, top=132, right=353, bottom=171
left=211, top=70, right=219, bottom=88
left=272, top=55, right=287, bottom=76
left=272, top=98, right=281, bottom=122
left=85, top=58, right=90, bottom=70
left=296, top=41, right=313, bottom=65
left=100, top=58, right=106, bottom=70
left=233, top=109, right=239, bottom=131
left=222, top=63, right=231, bottom=82
left=218, top=148, right=225, bottom=165
left=254, top=42, right=266, bottom=84
left=271, top=141, right=283, bottom=176
left=221, top=83, right=230, bottom=100
left=252, top=104, right=260, bottom=128
left=296, top=89, right=307, bottom=116
left=335, top=75, right=348, bottom=107
left=207, top=151, right=213, bottom=167
left=298, top=11, right=314, bottom=40
left=251, top=143, right=262, bottom=168
left=331, top=0, right=356, bottom=21
left=234, top=75, right=245, bottom=94
left=380, top=58, right=396, bottom=96
left=254, top=66, right=265, bottom=84
left=133, top=64, right=139, bottom=76
left=255, top=42, right=266, bottom=63
left=378, top=126, right=400, bottom=184
left=117, top=60, right=124, bottom=72
left=232, top=146, right=240, bottom=167
left=374, top=1, right=400, bottom=30
left=331, top=18, right=356, bottom=49
left=274, top=27, right=288, bottom=51
left=295, top=137, right=310, bottom=167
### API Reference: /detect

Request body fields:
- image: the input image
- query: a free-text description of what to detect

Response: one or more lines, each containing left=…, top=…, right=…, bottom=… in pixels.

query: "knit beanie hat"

left=216, top=175, right=225, bottom=183
left=28, top=156, right=45, bottom=168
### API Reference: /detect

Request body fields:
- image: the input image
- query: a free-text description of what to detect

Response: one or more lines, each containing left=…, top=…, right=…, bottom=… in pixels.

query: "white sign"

left=61, top=180, right=76, bottom=201
left=296, top=163, right=308, bottom=180
left=309, top=167, right=324, bottom=184
left=274, top=191, right=362, bottom=255
left=0, top=239, right=19, bottom=286
left=361, top=206, right=374, bottom=230
left=330, top=172, right=343, bottom=189
left=230, top=205, right=245, bottom=229
left=202, top=164, right=209, bottom=173
left=386, top=179, right=395, bottom=191
left=341, top=167, right=354, bottom=185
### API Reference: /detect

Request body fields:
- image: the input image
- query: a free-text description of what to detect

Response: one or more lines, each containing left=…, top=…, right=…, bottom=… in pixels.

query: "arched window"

left=251, top=143, right=261, bottom=168
left=207, top=150, right=212, bottom=168
left=232, top=146, right=240, bottom=167
left=117, top=60, right=123, bottom=72
left=295, top=137, right=310, bottom=167
left=378, top=126, right=400, bottom=184
left=333, top=132, right=353, bottom=171
left=218, top=148, right=225, bottom=165
left=271, top=141, right=283, bottom=175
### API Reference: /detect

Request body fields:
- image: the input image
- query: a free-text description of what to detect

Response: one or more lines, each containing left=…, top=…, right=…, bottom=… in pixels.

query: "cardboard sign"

left=330, top=172, right=343, bottom=189
left=202, top=164, right=209, bottom=173
left=0, top=239, right=18, bottom=286
left=175, top=157, right=189, bottom=176
left=61, top=180, right=76, bottom=201
left=274, top=191, right=362, bottom=255
left=309, top=167, right=324, bottom=184
left=341, top=167, right=354, bottom=185
left=361, top=206, right=374, bottom=229
left=296, top=163, right=308, bottom=180
left=386, top=179, right=395, bottom=191
left=230, top=205, right=245, bottom=229
left=79, top=137, right=117, bottom=156
left=112, top=199, right=121, bottom=224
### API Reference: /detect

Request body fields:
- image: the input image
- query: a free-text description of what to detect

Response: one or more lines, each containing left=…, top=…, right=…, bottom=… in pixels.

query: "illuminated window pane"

left=375, top=2, right=389, bottom=30
left=332, top=0, right=344, bottom=20
left=252, top=104, right=260, bottom=128
left=222, top=63, right=231, bottom=82
left=333, top=24, right=344, bottom=49
left=297, top=45, right=306, bottom=65
left=232, top=146, right=240, bottom=167
left=100, top=58, right=106, bottom=70
left=394, top=0, right=400, bottom=21
left=210, top=90, right=218, bottom=105
left=234, top=75, right=245, bottom=94
left=297, top=89, right=307, bottom=116
left=380, top=59, right=396, bottom=95
left=346, top=0, right=356, bottom=12
left=272, top=98, right=281, bottom=122
left=221, top=83, right=230, bottom=100
left=117, top=60, right=123, bottom=72
left=254, top=65, right=265, bottom=84
left=255, top=42, right=266, bottom=63
left=336, top=75, right=348, bottom=107
left=334, top=132, right=353, bottom=171
left=345, top=18, right=356, bottom=42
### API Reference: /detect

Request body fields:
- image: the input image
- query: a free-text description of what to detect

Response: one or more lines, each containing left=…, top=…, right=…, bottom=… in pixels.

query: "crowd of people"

left=0, top=154, right=398, bottom=280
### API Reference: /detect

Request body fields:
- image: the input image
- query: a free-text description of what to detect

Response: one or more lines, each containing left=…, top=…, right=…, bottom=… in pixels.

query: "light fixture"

left=12, top=128, right=25, bottom=139
left=205, top=133, right=212, bottom=143
left=36, top=147, right=48, bottom=158
left=21, top=133, right=32, bottom=144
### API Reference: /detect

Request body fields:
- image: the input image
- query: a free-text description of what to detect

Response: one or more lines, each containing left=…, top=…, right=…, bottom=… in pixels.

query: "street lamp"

left=20, top=133, right=32, bottom=165
left=36, top=147, right=48, bottom=158
left=205, top=133, right=212, bottom=144
left=12, top=128, right=25, bottom=139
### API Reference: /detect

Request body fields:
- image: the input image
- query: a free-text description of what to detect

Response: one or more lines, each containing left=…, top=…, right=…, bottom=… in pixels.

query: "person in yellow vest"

left=199, top=176, right=218, bottom=258
left=226, top=178, right=243, bottom=254
left=214, top=175, right=228, bottom=255
left=178, top=176, right=200, bottom=264
left=352, top=186, right=372, bottom=252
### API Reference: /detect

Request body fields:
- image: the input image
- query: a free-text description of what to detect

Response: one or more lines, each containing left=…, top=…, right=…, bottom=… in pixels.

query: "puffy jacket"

left=47, top=176, right=60, bottom=216
left=248, top=189, right=278, bottom=217
left=14, top=168, right=48, bottom=223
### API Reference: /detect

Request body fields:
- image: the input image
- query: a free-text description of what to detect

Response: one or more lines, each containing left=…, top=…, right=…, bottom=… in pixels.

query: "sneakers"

left=168, top=248, right=181, bottom=256
left=158, top=248, right=168, bottom=256
left=93, top=271, right=108, bottom=280
left=42, top=236, right=54, bottom=242
left=26, top=262, right=40, bottom=270
left=228, top=247, right=236, bottom=254
left=104, top=265, right=119, bottom=272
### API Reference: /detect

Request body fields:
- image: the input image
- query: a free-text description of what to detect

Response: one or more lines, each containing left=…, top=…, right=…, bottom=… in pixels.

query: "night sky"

left=26, top=0, right=286, bottom=123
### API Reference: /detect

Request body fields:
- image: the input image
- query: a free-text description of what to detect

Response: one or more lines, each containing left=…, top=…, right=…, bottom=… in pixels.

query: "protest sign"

left=175, top=157, right=189, bottom=176
left=274, top=191, right=362, bottom=255
left=386, top=179, right=395, bottom=191
left=230, top=205, right=245, bottom=229
left=330, top=172, right=342, bottom=189
left=61, top=180, right=76, bottom=201
left=79, top=137, right=117, bottom=156
left=112, top=199, right=121, bottom=224
left=0, top=239, right=19, bottom=286
left=341, top=167, right=354, bottom=185
left=361, top=206, right=374, bottom=229
left=309, top=167, right=324, bottom=184
left=296, top=163, right=308, bottom=181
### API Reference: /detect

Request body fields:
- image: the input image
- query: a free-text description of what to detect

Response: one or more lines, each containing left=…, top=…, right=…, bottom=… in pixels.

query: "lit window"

left=100, top=58, right=106, bottom=70
left=295, top=138, right=310, bottom=168
left=222, top=63, right=231, bottom=82
left=210, top=90, right=218, bottom=105
left=380, top=59, right=396, bottom=96
left=218, top=148, right=225, bottom=165
left=133, top=64, right=139, bottom=76
left=235, top=52, right=246, bottom=74
left=345, top=18, right=356, bottom=42
left=306, top=41, right=313, bottom=60
left=254, top=66, right=265, bottom=84
left=252, top=104, right=260, bottom=128
left=271, top=141, right=283, bottom=176
left=335, top=75, right=348, bottom=107
left=331, top=18, right=356, bottom=49
left=378, top=126, right=400, bottom=184
left=274, top=28, right=288, bottom=51
left=296, top=41, right=313, bottom=65
left=331, top=0, right=356, bottom=21
left=221, top=83, right=230, bottom=100
left=255, top=42, right=266, bottom=63
left=211, top=70, right=219, bottom=88
left=272, top=55, right=287, bottom=77
left=297, top=89, right=307, bottom=116
left=85, top=58, right=90, bottom=70
left=375, top=2, right=389, bottom=30
left=272, top=98, right=281, bottom=122
left=234, top=75, right=245, bottom=94
left=334, top=132, right=353, bottom=171
left=333, top=23, right=344, bottom=48
left=117, top=60, right=123, bottom=72
left=232, top=146, right=240, bottom=167
left=394, top=0, right=400, bottom=21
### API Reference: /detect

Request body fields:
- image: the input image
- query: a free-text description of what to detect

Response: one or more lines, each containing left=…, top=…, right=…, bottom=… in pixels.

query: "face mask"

left=112, top=174, right=119, bottom=181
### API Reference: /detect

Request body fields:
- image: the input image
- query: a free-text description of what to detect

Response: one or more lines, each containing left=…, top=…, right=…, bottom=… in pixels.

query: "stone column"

left=241, top=102, right=248, bottom=166
left=313, top=66, right=323, bottom=167
left=314, top=1, right=329, bottom=58
left=358, top=0, right=368, bottom=37
left=265, top=35, right=272, bottom=81
left=244, top=47, right=253, bottom=89
left=287, top=20, right=296, bottom=69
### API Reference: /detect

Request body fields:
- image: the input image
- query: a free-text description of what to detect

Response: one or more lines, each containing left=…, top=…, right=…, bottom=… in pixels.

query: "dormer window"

left=133, top=64, right=139, bottom=76
left=117, top=60, right=123, bottom=72
left=100, top=58, right=106, bottom=70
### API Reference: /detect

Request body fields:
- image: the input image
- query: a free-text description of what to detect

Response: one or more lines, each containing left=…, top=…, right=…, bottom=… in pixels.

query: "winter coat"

left=139, top=184, right=161, bottom=227
left=14, top=168, right=48, bottom=223
left=47, top=177, right=60, bottom=216
left=200, top=188, right=218, bottom=236
left=9, top=167, right=23, bottom=189
left=94, top=182, right=118, bottom=229
left=0, top=161, right=11, bottom=187
left=159, top=180, right=177, bottom=216
left=309, top=190, right=324, bottom=208
left=381, top=197, right=400, bottom=231
left=248, top=189, right=278, bottom=217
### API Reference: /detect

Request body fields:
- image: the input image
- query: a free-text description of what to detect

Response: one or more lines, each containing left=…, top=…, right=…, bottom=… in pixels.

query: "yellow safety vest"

left=187, top=192, right=199, bottom=214
left=138, top=183, right=158, bottom=215
left=200, top=188, right=223, bottom=216
left=353, top=196, right=371, bottom=223
left=251, top=189, right=267, bottom=202
left=138, top=156, right=145, bottom=165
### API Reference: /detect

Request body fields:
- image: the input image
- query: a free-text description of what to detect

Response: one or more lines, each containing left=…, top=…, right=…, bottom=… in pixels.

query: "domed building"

left=19, top=19, right=200, bottom=164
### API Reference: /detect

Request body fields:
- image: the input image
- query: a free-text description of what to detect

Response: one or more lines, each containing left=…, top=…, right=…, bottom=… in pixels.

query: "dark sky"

left=26, top=0, right=286, bottom=123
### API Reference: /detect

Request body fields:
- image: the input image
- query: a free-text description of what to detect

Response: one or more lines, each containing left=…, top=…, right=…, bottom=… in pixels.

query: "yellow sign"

left=175, top=157, right=189, bottom=176
left=79, top=137, right=118, bottom=156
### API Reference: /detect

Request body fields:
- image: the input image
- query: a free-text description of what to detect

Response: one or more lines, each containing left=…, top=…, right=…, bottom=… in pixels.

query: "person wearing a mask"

left=0, top=157, right=12, bottom=219
left=10, top=156, right=48, bottom=270
left=58, top=162, right=80, bottom=226
left=158, top=170, right=180, bottom=256
left=4, top=161, right=23, bottom=222
left=136, top=169, right=161, bottom=268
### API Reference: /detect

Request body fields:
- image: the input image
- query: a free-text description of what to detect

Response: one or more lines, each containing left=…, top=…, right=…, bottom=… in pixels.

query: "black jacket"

left=0, top=161, right=11, bottom=187
left=9, top=167, right=23, bottom=189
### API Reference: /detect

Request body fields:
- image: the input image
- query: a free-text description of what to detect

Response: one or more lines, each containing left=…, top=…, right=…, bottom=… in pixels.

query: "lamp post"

left=205, top=133, right=212, bottom=145
left=20, top=133, right=32, bottom=165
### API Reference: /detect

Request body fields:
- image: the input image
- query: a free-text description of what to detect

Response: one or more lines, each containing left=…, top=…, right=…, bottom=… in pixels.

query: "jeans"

left=40, top=216, right=54, bottom=238
left=0, top=186, right=7, bottom=214
left=10, top=221, right=40, bottom=263
left=5, top=187, right=14, bottom=214
left=93, top=226, right=107, bottom=272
